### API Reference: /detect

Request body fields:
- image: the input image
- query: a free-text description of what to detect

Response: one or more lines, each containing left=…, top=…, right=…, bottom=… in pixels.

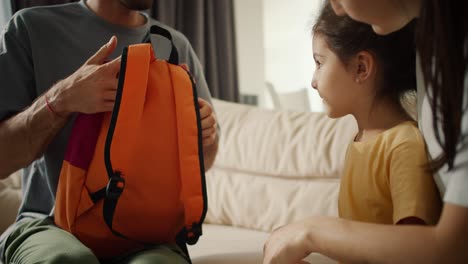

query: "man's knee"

left=3, top=219, right=99, bottom=264
left=6, top=243, right=99, bottom=264
left=46, top=248, right=99, bottom=264
left=127, top=245, right=189, bottom=264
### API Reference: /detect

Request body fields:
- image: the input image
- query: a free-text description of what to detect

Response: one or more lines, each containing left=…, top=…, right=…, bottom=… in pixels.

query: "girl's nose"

left=311, top=78, right=317, bottom=90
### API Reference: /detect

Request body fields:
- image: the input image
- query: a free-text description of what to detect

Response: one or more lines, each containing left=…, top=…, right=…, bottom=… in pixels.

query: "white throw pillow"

left=0, top=171, right=22, bottom=234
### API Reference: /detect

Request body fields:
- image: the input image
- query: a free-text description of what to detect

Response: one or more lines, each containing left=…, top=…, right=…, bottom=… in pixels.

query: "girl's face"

left=329, top=0, right=420, bottom=35
left=311, top=34, right=359, bottom=118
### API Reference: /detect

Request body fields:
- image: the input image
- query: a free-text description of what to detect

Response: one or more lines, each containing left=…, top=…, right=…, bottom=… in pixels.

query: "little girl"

left=311, top=3, right=441, bottom=226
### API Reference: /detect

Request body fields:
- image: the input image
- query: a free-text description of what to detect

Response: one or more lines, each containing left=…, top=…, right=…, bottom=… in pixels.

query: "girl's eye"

left=315, top=60, right=322, bottom=68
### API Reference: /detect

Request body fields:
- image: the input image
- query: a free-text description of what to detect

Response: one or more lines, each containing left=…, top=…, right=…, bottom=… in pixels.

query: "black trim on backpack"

left=142, top=25, right=179, bottom=65
left=144, top=24, right=208, bottom=247
left=89, top=187, right=106, bottom=203
left=179, top=68, right=208, bottom=246
left=101, top=47, right=132, bottom=240
left=86, top=47, right=138, bottom=243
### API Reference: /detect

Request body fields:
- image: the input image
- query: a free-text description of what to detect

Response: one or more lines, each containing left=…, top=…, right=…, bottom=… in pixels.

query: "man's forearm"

left=203, top=136, right=218, bottom=171
left=0, top=37, right=122, bottom=179
left=0, top=87, right=70, bottom=178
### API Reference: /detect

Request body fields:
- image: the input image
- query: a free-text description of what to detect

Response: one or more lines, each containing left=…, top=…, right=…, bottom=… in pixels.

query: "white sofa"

left=0, top=171, right=21, bottom=234
left=189, top=99, right=357, bottom=263
left=0, top=99, right=357, bottom=263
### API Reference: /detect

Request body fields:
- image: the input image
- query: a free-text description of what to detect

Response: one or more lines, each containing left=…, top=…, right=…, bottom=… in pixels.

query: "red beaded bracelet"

left=44, top=93, right=63, bottom=118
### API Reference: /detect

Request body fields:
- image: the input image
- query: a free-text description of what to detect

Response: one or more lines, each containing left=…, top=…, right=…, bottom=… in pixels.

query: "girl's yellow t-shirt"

left=338, top=121, right=441, bottom=224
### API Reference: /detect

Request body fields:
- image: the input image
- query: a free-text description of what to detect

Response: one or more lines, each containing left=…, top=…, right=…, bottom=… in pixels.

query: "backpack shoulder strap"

left=169, top=65, right=207, bottom=245
left=102, top=43, right=153, bottom=237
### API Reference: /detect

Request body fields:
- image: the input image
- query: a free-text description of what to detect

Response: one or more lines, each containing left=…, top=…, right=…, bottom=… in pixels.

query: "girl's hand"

left=263, top=221, right=312, bottom=264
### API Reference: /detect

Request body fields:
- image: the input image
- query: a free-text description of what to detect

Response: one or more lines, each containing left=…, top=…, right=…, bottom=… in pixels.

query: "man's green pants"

left=2, top=217, right=189, bottom=264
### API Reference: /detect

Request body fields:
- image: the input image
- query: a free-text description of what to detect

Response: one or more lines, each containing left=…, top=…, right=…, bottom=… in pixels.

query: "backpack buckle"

left=186, top=222, right=202, bottom=245
left=106, top=172, right=125, bottom=200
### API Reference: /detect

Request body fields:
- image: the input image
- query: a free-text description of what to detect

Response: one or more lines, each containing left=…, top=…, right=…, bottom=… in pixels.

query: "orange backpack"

left=54, top=26, right=207, bottom=258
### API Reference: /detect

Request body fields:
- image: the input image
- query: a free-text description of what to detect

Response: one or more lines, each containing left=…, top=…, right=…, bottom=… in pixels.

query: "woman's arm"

left=263, top=203, right=468, bottom=264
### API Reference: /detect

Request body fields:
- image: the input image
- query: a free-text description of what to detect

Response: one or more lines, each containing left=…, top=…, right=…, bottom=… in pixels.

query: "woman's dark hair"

left=417, top=0, right=468, bottom=172
left=312, top=2, right=416, bottom=106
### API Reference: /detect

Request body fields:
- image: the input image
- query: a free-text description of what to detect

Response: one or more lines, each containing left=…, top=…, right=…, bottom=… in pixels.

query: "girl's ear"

left=354, top=51, right=375, bottom=84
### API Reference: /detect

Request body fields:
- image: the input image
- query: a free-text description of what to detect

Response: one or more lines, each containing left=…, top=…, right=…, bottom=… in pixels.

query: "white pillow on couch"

left=0, top=171, right=22, bottom=234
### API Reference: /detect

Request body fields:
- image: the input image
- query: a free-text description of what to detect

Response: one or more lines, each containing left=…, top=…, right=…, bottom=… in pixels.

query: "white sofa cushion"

left=206, top=100, right=356, bottom=231
left=190, top=224, right=336, bottom=264
left=205, top=167, right=340, bottom=232
left=212, top=99, right=357, bottom=179
left=0, top=171, right=22, bottom=234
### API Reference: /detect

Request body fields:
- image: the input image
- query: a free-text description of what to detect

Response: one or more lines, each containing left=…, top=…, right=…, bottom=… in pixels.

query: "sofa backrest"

left=204, top=99, right=357, bottom=232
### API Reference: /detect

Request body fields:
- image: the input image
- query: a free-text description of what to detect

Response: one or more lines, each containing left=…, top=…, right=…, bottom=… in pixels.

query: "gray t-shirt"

left=417, top=57, right=468, bottom=207
left=0, top=1, right=213, bottom=225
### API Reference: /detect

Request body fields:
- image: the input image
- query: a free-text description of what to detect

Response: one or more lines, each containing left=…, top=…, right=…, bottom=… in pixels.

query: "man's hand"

left=198, top=98, right=218, bottom=170
left=198, top=98, right=217, bottom=147
left=263, top=221, right=312, bottom=264
left=48, top=36, right=122, bottom=114
left=0, top=36, right=122, bottom=177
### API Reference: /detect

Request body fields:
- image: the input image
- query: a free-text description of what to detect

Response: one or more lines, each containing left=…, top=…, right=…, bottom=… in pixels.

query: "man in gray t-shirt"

left=0, top=0, right=219, bottom=263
